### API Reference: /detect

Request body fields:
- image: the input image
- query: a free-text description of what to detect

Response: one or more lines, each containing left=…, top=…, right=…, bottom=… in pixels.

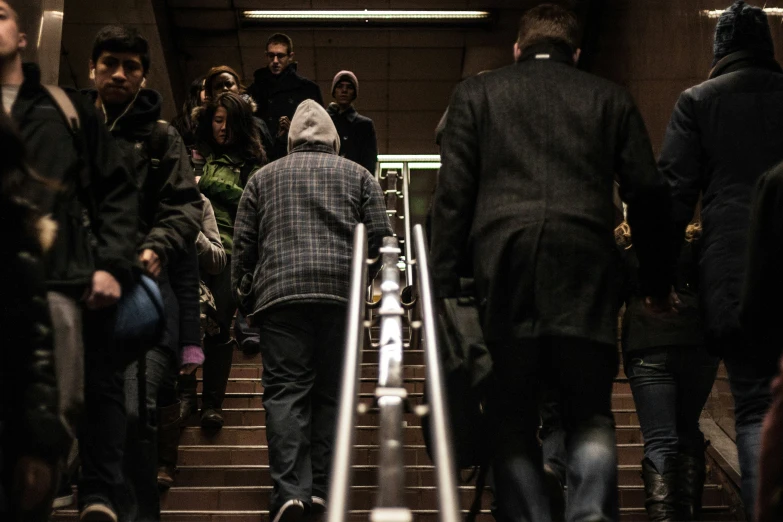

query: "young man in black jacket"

left=430, top=5, right=674, bottom=521
left=326, top=70, right=378, bottom=175
left=2, top=2, right=139, bottom=520
left=246, top=33, right=323, bottom=161
left=658, top=3, right=783, bottom=517
left=86, top=25, right=203, bottom=521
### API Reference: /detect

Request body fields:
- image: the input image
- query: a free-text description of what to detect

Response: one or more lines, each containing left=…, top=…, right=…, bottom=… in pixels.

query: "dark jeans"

left=258, top=302, right=347, bottom=516
left=78, top=308, right=128, bottom=515
left=624, top=346, right=719, bottom=473
left=123, top=346, right=176, bottom=521
left=540, top=383, right=567, bottom=486
left=723, top=351, right=777, bottom=520
left=202, top=261, right=237, bottom=410
left=488, top=337, right=618, bottom=522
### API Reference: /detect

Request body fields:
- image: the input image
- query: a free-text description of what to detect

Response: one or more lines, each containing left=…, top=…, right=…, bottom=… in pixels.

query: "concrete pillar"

left=16, top=0, right=65, bottom=85
left=58, top=0, right=178, bottom=119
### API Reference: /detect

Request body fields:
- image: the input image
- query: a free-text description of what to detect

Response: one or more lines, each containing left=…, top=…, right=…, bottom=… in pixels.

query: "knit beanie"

left=713, top=1, right=774, bottom=67
left=331, top=70, right=359, bottom=99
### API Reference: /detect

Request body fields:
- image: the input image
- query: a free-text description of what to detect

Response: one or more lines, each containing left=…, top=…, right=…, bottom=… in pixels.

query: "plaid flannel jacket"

left=232, top=143, right=392, bottom=316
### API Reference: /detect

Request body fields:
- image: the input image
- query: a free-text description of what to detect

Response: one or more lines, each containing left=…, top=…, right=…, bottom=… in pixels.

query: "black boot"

left=178, top=373, right=198, bottom=420
left=677, top=452, right=706, bottom=520
left=642, top=457, right=679, bottom=521
left=200, top=339, right=236, bottom=429
left=157, top=401, right=182, bottom=490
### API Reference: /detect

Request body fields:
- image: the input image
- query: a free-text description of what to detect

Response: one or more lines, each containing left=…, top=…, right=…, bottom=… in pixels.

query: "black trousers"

left=257, top=302, right=347, bottom=515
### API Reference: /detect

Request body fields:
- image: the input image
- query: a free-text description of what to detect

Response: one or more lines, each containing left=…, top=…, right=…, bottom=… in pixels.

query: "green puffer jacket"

left=198, top=154, right=259, bottom=256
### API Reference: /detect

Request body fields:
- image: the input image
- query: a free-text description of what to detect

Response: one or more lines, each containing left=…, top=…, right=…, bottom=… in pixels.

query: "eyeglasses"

left=266, top=52, right=289, bottom=60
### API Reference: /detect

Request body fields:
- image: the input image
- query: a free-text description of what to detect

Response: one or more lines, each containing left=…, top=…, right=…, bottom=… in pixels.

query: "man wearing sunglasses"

left=247, top=33, right=323, bottom=161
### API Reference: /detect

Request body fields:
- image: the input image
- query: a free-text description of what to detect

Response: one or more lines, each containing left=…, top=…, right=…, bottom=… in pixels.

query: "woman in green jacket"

left=195, top=92, right=266, bottom=428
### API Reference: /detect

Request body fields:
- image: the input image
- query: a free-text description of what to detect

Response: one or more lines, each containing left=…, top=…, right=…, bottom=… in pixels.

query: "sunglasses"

left=266, top=52, right=290, bottom=60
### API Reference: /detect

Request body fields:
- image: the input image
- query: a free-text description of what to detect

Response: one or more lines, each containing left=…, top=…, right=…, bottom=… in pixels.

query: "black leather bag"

left=422, top=279, right=493, bottom=468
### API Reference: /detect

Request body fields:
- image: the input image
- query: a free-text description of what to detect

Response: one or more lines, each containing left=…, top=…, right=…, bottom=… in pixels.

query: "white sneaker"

left=80, top=503, right=118, bottom=522
left=310, top=497, right=327, bottom=522
left=272, top=499, right=305, bottom=522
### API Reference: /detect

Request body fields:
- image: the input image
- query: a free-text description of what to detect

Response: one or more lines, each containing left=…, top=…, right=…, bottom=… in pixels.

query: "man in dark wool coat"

left=658, top=3, right=783, bottom=517
left=430, top=4, right=674, bottom=522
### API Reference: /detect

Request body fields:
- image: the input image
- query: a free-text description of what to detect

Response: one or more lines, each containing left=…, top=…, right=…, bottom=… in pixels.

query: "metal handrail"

left=401, top=164, right=414, bottom=288
left=411, top=224, right=461, bottom=522
left=373, top=237, right=408, bottom=518
left=327, top=224, right=368, bottom=522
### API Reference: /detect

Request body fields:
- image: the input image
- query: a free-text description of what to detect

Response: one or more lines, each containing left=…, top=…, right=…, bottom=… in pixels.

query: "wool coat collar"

left=517, top=41, right=576, bottom=67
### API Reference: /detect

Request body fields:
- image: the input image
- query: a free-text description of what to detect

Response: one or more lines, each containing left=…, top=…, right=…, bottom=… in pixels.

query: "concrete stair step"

left=198, top=377, right=636, bottom=397
left=215, top=392, right=640, bottom=411
left=180, top=425, right=647, bottom=446
left=51, top=507, right=741, bottom=522
left=176, top=443, right=664, bottom=467
left=154, top=484, right=728, bottom=511
left=184, top=407, right=641, bottom=427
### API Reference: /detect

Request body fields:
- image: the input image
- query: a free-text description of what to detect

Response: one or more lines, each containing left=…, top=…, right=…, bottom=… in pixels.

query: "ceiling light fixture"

left=701, top=7, right=783, bottom=18
left=241, top=10, right=492, bottom=26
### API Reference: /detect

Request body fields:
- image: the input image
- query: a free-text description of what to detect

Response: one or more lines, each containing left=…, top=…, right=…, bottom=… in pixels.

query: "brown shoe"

left=157, top=464, right=176, bottom=490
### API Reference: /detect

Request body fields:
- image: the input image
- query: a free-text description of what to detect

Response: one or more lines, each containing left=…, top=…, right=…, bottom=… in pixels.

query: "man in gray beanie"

left=658, top=2, right=783, bottom=518
left=326, top=70, right=378, bottom=174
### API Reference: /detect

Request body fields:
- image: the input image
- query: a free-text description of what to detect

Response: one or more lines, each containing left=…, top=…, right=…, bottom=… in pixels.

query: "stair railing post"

left=327, top=224, right=368, bottom=522
left=371, top=236, right=411, bottom=522
left=412, top=224, right=461, bottom=522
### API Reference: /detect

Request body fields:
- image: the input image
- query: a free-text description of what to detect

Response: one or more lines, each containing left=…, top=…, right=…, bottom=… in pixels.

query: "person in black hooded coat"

left=657, top=2, right=783, bottom=517
left=86, top=25, right=202, bottom=521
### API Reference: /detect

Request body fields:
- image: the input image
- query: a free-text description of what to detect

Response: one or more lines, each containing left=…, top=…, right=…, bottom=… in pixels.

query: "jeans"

left=624, top=346, right=719, bottom=473
left=257, top=302, right=347, bottom=516
left=540, top=383, right=567, bottom=486
left=123, top=346, right=175, bottom=521
left=723, top=351, right=776, bottom=520
left=488, top=337, right=618, bottom=522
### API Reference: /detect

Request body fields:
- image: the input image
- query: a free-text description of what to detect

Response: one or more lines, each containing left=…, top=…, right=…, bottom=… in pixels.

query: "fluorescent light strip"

left=702, top=7, right=783, bottom=18
left=378, top=154, right=441, bottom=162
left=243, top=10, right=491, bottom=21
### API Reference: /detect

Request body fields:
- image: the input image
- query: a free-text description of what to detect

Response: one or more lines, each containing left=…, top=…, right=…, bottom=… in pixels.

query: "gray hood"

left=288, top=99, right=340, bottom=154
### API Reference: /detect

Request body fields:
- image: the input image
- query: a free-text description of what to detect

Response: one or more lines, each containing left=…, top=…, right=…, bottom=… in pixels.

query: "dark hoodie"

left=85, top=88, right=203, bottom=268
left=246, top=63, right=324, bottom=160
left=11, top=63, right=137, bottom=294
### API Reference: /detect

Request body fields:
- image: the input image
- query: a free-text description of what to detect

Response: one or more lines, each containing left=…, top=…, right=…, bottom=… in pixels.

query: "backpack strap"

left=148, top=120, right=169, bottom=170
left=43, top=85, right=90, bottom=191
left=43, top=85, right=80, bottom=132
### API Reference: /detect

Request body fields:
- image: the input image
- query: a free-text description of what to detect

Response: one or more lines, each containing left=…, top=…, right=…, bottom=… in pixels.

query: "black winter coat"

left=84, top=89, right=203, bottom=268
left=327, top=103, right=378, bottom=174
left=247, top=63, right=324, bottom=160
left=0, top=186, right=68, bottom=464
left=658, top=52, right=783, bottom=353
left=620, top=239, right=703, bottom=353
left=741, top=162, right=783, bottom=361
left=431, top=43, right=673, bottom=346
left=12, top=64, right=138, bottom=295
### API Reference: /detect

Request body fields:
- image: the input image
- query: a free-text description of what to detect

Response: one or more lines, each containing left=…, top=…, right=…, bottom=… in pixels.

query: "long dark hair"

left=196, top=92, right=266, bottom=165
left=172, top=76, right=204, bottom=149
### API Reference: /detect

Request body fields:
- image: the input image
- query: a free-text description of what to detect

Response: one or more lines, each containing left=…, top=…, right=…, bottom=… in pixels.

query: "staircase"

left=52, top=343, right=743, bottom=521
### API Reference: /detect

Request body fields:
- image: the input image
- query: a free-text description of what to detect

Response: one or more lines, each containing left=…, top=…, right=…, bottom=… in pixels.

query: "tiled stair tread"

left=51, top=505, right=736, bottom=517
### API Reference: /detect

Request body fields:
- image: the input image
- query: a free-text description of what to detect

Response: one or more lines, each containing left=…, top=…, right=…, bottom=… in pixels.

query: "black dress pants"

left=257, top=302, right=347, bottom=516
